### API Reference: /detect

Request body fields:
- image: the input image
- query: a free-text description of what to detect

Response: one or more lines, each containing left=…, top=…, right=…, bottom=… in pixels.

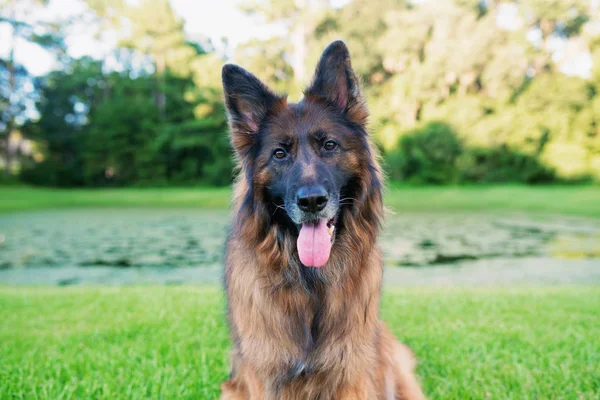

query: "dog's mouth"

left=296, top=216, right=336, bottom=268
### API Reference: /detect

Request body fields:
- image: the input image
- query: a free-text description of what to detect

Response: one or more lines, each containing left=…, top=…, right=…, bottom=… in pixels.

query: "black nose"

left=297, top=185, right=329, bottom=213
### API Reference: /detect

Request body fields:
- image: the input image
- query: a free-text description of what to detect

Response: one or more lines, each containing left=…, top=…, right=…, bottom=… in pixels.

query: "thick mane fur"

left=221, top=40, right=425, bottom=400
left=229, top=133, right=383, bottom=290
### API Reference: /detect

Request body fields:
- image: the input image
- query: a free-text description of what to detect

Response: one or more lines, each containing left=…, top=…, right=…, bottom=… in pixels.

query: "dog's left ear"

left=305, top=40, right=367, bottom=126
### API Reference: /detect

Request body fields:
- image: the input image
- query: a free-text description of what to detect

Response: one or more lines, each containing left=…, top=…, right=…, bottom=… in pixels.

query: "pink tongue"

left=297, top=218, right=332, bottom=268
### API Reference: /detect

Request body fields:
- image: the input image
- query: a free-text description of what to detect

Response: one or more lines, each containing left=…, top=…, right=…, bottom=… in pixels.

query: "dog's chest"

left=280, top=291, right=347, bottom=379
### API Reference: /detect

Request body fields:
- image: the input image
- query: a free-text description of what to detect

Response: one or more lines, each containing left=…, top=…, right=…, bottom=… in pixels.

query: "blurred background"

left=2, top=0, right=600, bottom=186
left=0, top=0, right=599, bottom=282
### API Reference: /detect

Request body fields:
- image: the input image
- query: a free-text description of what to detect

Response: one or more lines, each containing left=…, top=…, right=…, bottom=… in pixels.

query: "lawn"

left=0, top=286, right=598, bottom=399
left=0, top=186, right=232, bottom=213
left=1, top=184, right=600, bottom=217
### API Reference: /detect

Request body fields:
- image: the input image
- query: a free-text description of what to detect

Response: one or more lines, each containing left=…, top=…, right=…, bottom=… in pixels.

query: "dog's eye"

left=323, top=140, right=337, bottom=151
left=273, top=148, right=287, bottom=160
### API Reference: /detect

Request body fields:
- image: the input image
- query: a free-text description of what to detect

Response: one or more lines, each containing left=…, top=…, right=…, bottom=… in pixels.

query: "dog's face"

left=223, top=41, right=372, bottom=268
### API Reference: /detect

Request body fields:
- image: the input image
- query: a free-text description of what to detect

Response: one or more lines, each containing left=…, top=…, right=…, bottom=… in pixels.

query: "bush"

left=457, top=146, right=556, bottom=184
left=384, top=121, right=557, bottom=184
left=20, top=158, right=85, bottom=187
left=385, top=122, right=463, bottom=184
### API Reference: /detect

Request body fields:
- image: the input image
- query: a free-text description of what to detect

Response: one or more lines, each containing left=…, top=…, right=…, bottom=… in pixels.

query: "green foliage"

left=0, top=0, right=64, bottom=176
left=18, top=23, right=232, bottom=186
left=83, top=80, right=163, bottom=185
left=386, top=121, right=557, bottom=184
left=19, top=58, right=101, bottom=186
left=5, top=0, right=600, bottom=185
left=386, top=122, right=463, bottom=184
left=11, top=0, right=233, bottom=187
left=20, top=54, right=232, bottom=186
left=317, top=0, right=600, bottom=182
left=236, top=38, right=295, bottom=93
left=457, top=146, right=556, bottom=184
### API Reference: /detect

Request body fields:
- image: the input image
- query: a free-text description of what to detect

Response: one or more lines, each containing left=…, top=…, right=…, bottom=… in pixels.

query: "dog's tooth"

left=328, top=225, right=335, bottom=236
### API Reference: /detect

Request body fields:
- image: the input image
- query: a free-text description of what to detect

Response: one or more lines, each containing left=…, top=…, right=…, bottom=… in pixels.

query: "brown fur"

left=221, top=41, right=426, bottom=400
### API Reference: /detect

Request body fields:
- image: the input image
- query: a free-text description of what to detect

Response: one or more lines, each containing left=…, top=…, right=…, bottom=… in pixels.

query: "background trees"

left=0, top=0, right=64, bottom=177
left=2, top=0, right=599, bottom=185
left=8, top=0, right=231, bottom=186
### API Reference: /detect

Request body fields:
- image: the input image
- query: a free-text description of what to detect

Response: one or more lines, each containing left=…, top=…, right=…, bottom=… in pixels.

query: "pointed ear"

left=304, top=40, right=367, bottom=126
left=222, top=64, right=286, bottom=156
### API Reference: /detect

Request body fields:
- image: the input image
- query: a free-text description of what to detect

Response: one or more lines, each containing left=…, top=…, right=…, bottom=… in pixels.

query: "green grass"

left=1, top=184, right=600, bottom=217
left=384, top=184, right=600, bottom=217
left=0, top=286, right=598, bottom=399
left=0, top=186, right=232, bottom=213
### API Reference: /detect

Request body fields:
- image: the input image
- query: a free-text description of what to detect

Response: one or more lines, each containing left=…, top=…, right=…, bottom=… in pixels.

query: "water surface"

left=1, top=209, right=598, bottom=285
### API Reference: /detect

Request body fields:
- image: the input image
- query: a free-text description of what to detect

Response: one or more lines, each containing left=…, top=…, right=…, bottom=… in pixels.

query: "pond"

left=1, top=209, right=599, bottom=285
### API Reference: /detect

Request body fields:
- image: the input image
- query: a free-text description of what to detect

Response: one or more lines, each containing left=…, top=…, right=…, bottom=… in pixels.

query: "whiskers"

left=272, top=203, right=286, bottom=216
left=338, top=197, right=357, bottom=207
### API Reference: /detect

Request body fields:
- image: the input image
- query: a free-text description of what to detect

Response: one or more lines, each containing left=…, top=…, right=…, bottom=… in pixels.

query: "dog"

left=220, top=40, right=426, bottom=400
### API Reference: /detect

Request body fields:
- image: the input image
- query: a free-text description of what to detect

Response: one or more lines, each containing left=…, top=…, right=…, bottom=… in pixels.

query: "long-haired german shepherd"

left=220, top=41, right=426, bottom=400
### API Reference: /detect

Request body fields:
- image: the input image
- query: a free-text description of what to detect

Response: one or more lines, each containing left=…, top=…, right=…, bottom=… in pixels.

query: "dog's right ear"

left=222, top=64, right=286, bottom=157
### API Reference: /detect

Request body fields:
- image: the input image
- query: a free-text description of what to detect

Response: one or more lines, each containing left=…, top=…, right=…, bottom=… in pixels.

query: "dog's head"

left=223, top=41, right=381, bottom=269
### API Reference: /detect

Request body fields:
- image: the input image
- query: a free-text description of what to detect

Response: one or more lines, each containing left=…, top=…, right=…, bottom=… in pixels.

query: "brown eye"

left=324, top=140, right=337, bottom=151
left=273, top=148, right=287, bottom=160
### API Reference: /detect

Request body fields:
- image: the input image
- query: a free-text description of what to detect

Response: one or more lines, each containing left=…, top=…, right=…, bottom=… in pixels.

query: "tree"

left=13, top=0, right=600, bottom=185
left=304, top=0, right=600, bottom=180
left=79, top=0, right=231, bottom=185
left=21, top=58, right=97, bottom=185
left=240, top=0, right=333, bottom=96
left=0, top=0, right=64, bottom=175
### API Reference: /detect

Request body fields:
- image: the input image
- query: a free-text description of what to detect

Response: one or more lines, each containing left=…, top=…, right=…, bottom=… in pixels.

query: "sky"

left=0, top=0, right=283, bottom=76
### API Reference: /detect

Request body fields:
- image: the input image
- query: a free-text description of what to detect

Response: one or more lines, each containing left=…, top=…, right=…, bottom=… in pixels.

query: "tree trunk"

left=292, top=22, right=306, bottom=86
left=292, top=0, right=308, bottom=86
